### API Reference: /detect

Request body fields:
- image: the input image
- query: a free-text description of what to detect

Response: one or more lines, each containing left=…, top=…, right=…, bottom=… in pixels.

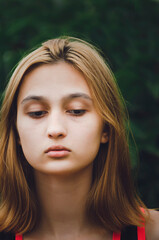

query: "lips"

left=45, top=145, right=71, bottom=158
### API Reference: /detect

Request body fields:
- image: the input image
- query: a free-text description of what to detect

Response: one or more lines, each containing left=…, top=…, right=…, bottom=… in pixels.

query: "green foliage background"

left=0, top=0, right=159, bottom=207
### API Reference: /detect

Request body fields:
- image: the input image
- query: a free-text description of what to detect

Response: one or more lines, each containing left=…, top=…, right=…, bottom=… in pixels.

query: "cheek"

left=75, top=127, right=102, bottom=164
left=72, top=117, right=103, bottom=148
left=17, top=127, right=39, bottom=166
left=17, top=121, right=29, bottom=144
left=17, top=119, right=39, bottom=154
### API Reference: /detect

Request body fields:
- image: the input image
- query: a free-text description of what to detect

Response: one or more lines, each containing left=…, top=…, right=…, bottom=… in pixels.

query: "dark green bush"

left=0, top=0, right=158, bottom=207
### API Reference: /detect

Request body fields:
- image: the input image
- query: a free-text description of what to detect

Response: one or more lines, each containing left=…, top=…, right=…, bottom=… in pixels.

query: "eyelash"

left=28, top=109, right=86, bottom=118
left=67, top=109, right=86, bottom=116
left=28, top=111, right=47, bottom=118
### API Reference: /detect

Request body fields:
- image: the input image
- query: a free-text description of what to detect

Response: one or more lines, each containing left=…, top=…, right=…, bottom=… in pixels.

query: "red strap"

left=16, top=233, right=119, bottom=240
left=137, top=225, right=145, bottom=240
left=15, top=234, right=23, bottom=240
left=113, top=232, right=121, bottom=240
left=15, top=228, right=145, bottom=240
left=137, top=207, right=146, bottom=240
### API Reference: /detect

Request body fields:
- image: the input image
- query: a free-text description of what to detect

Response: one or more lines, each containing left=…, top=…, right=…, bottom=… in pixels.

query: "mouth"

left=45, top=145, right=71, bottom=158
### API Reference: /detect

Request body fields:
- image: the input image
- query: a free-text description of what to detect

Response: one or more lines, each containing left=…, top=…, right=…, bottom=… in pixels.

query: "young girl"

left=0, top=37, right=158, bottom=240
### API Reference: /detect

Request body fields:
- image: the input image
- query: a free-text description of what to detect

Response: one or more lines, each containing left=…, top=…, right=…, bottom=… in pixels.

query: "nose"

left=46, top=111, right=67, bottom=139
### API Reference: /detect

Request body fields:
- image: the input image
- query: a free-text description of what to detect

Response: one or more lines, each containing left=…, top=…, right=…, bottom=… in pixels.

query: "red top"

left=15, top=226, right=145, bottom=240
left=113, top=232, right=121, bottom=240
left=15, top=235, right=23, bottom=240
left=112, top=225, right=145, bottom=240
left=137, top=225, right=146, bottom=240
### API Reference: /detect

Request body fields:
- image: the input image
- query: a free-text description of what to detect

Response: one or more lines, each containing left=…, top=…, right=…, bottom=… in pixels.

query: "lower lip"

left=46, top=150, right=70, bottom=158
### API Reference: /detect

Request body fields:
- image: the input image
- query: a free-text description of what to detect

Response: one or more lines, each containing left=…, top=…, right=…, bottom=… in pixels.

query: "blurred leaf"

left=0, top=0, right=159, bottom=207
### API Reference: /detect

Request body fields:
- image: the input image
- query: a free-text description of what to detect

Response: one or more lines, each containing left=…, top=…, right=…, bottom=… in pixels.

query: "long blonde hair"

left=0, top=37, right=146, bottom=234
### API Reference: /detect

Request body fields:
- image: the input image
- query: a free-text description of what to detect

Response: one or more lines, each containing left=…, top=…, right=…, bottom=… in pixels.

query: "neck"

left=33, top=167, right=93, bottom=236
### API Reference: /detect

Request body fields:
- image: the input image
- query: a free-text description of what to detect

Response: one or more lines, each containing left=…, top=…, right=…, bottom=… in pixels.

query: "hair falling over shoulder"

left=0, top=36, right=147, bottom=234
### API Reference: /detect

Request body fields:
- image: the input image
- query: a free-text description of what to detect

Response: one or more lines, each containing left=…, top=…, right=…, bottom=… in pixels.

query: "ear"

left=101, top=132, right=109, bottom=143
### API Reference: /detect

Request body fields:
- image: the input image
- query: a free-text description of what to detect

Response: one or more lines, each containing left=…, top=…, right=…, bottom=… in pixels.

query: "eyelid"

left=27, top=110, right=48, bottom=118
left=66, top=109, right=87, bottom=116
left=66, top=100, right=91, bottom=107
left=23, top=101, right=49, bottom=109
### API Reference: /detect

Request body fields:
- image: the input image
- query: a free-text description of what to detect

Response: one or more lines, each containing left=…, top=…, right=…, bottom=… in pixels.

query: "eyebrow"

left=21, top=92, right=93, bottom=105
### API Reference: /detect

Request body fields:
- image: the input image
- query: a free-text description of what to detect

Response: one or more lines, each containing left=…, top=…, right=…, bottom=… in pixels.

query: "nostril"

left=48, top=132, right=66, bottom=139
left=47, top=118, right=67, bottom=138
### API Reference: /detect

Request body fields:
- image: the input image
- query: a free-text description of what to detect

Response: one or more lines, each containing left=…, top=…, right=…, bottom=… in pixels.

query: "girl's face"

left=17, top=62, right=108, bottom=176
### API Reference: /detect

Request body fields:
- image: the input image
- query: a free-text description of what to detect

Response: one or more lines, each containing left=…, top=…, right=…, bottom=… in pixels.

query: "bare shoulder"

left=145, top=209, right=159, bottom=240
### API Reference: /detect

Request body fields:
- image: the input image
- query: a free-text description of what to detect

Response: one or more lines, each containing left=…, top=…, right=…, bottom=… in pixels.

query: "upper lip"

left=45, top=145, right=71, bottom=153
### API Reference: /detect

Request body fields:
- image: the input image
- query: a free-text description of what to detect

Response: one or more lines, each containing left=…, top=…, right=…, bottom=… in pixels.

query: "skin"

left=16, top=62, right=159, bottom=240
left=16, top=62, right=110, bottom=240
left=146, top=210, right=159, bottom=240
left=17, top=62, right=108, bottom=176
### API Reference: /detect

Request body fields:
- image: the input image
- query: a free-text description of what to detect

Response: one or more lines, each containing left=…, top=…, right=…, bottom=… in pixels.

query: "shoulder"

left=0, top=231, right=15, bottom=240
left=145, top=209, right=159, bottom=240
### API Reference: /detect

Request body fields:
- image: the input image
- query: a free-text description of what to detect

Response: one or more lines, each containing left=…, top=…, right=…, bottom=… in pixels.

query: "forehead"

left=17, top=62, right=92, bottom=104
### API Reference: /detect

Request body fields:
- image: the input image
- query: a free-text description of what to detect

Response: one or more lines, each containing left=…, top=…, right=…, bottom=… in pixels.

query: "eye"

left=67, top=109, right=86, bottom=116
left=28, top=111, right=47, bottom=118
